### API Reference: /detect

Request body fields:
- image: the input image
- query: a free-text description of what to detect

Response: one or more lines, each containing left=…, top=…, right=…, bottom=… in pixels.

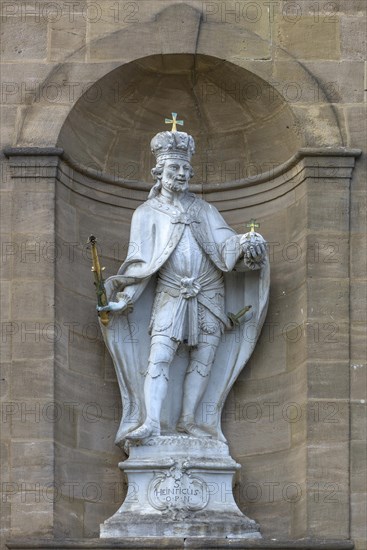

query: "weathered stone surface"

left=11, top=191, right=55, bottom=234
left=350, top=233, right=366, bottom=278
left=0, top=16, right=48, bottom=61
left=350, top=360, right=367, bottom=401
left=49, top=14, right=86, bottom=62
left=307, top=441, right=349, bottom=538
left=351, top=492, right=367, bottom=542
left=307, top=406, right=349, bottom=448
left=1, top=279, right=11, bottom=323
left=246, top=333, right=287, bottom=379
left=239, top=444, right=306, bottom=521
left=306, top=190, right=349, bottom=232
left=350, top=281, right=367, bottom=322
left=307, top=362, right=349, bottom=399
left=275, top=16, right=340, bottom=60
left=350, top=191, right=366, bottom=232
left=8, top=233, right=55, bottom=280
left=307, top=278, right=349, bottom=320
left=12, top=281, right=54, bottom=320
left=87, top=0, right=202, bottom=42
left=344, top=105, right=366, bottom=151
left=223, top=390, right=292, bottom=457
left=84, top=502, right=121, bottom=539
left=11, top=440, right=53, bottom=484
left=351, top=402, right=367, bottom=441
left=0, top=107, right=17, bottom=149
left=290, top=105, right=343, bottom=146
left=306, top=322, right=349, bottom=363
left=54, top=495, right=85, bottom=538
left=350, top=440, right=367, bottom=493
left=0, top=0, right=365, bottom=545
left=54, top=442, right=121, bottom=503
left=55, top=363, right=121, bottom=414
left=340, top=15, right=367, bottom=60
left=10, top=324, right=54, bottom=361
left=10, top=359, right=53, bottom=399
left=55, top=198, right=78, bottom=241
left=16, top=105, right=71, bottom=147
left=306, top=0, right=366, bottom=14
left=54, top=402, right=78, bottom=449
left=0, top=362, right=10, bottom=404
left=0, top=191, right=12, bottom=246
left=9, top=400, right=54, bottom=440
left=265, top=284, right=307, bottom=330
left=306, top=233, right=349, bottom=280
left=199, top=21, right=271, bottom=61
left=302, top=61, right=365, bottom=103
left=9, top=496, right=53, bottom=538
left=77, top=412, right=118, bottom=455
left=0, top=64, right=53, bottom=107
left=68, top=332, right=105, bottom=379
left=271, top=61, right=338, bottom=105
left=104, top=351, right=117, bottom=383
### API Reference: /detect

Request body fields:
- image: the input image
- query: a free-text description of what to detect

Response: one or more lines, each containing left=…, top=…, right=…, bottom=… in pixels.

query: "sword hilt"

left=227, top=305, right=252, bottom=327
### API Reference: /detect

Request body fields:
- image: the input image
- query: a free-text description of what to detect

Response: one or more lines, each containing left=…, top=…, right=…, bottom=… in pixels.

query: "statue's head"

left=149, top=131, right=195, bottom=197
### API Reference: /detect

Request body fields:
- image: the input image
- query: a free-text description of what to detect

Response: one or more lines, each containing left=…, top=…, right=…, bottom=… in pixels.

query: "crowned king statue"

left=96, top=116, right=270, bottom=539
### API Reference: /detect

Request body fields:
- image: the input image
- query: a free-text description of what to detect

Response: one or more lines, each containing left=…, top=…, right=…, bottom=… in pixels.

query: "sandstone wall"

left=0, top=1, right=365, bottom=548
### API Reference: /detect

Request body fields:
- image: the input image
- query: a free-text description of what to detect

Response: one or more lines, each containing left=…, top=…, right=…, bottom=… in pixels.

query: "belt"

left=157, top=273, right=228, bottom=346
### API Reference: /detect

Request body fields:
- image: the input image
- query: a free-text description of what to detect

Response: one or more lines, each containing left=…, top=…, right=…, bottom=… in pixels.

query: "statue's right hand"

left=97, top=301, right=127, bottom=313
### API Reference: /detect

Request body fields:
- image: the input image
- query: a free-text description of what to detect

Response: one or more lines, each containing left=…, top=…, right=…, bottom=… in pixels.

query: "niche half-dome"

left=58, top=54, right=302, bottom=185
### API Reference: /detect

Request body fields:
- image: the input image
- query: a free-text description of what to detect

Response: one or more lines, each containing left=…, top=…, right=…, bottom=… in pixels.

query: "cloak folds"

left=100, top=194, right=270, bottom=445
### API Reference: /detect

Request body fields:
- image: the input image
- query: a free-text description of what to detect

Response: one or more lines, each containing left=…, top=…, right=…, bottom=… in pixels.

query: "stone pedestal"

left=100, top=435, right=261, bottom=539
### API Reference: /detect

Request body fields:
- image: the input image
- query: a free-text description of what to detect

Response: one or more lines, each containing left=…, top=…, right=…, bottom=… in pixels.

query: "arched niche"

left=57, top=53, right=302, bottom=184
left=45, top=47, right=360, bottom=540
left=2, top=1, right=361, bottom=542
left=13, top=2, right=343, bottom=151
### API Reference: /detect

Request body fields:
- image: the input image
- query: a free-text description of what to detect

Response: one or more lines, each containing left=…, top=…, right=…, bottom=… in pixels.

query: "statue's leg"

left=177, top=333, right=220, bottom=437
left=126, top=335, right=178, bottom=440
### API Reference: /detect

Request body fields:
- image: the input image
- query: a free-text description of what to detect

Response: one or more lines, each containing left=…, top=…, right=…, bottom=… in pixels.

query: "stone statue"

left=98, top=123, right=269, bottom=446
left=97, top=120, right=270, bottom=539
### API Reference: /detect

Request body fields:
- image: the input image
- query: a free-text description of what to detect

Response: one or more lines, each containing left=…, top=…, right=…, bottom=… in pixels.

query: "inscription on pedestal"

left=148, top=465, right=209, bottom=512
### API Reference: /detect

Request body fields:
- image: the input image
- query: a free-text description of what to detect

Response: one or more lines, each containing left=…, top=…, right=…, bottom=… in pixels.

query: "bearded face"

left=160, top=158, right=192, bottom=193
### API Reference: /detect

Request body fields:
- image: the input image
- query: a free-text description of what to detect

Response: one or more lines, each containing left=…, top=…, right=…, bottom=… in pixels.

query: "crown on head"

left=151, top=131, right=195, bottom=163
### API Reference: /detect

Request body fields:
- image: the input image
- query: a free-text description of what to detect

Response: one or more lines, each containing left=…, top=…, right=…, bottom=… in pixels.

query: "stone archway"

left=12, top=3, right=343, bottom=151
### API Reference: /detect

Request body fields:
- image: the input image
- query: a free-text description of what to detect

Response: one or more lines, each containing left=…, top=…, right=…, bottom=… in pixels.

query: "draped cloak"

left=100, top=193, right=270, bottom=445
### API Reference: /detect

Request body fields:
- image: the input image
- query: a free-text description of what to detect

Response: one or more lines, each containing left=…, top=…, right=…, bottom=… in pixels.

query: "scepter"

left=87, top=235, right=109, bottom=326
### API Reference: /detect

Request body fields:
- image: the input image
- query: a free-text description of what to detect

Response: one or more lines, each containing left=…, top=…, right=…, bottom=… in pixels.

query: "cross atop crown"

left=165, top=112, right=184, bottom=132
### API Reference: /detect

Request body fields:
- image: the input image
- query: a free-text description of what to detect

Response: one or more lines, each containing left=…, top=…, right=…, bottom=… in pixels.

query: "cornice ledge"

left=5, top=536, right=355, bottom=549
left=3, top=147, right=64, bottom=158
left=297, top=147, right=361, bottom=158
left=3, top=146, right=362, bottom=192
left=62, top=146, right=363, bottom=193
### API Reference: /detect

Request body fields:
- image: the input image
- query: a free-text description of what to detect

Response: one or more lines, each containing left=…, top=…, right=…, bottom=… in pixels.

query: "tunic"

left=149, top=223, right=226, bottom=345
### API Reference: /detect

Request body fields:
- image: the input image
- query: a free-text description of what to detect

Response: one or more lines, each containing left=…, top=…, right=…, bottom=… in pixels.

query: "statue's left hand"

left=240, top=232, right=267, bottom=267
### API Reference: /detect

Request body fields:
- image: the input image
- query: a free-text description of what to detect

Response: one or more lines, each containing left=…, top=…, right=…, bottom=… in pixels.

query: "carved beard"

left=162, top=178, right=189, bottom=193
